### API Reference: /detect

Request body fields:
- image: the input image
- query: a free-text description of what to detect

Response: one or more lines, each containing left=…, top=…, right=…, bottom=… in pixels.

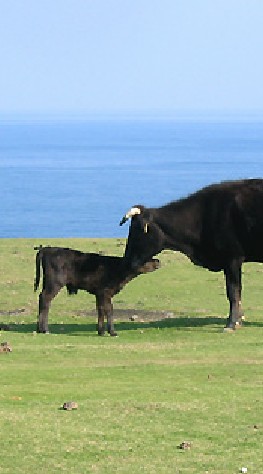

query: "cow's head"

left=120, top=205, right=165, bottom=269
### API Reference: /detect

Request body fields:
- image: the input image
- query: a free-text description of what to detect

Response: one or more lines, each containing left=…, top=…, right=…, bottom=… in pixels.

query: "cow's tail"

left=34, top=245, right=43, bottom=292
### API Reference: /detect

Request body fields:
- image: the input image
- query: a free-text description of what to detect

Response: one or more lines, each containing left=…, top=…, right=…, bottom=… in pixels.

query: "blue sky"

left=0, top=0, right=263, bottom=115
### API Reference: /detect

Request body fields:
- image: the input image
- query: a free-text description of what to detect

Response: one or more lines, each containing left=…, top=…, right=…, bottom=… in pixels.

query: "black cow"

left=34, top=246, right=159, bottom=336
left=120, top=179, right=263, bottom=330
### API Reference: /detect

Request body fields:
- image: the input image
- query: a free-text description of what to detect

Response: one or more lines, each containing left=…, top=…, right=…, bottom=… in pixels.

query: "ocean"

left=0, top=117, right=263, bottom=238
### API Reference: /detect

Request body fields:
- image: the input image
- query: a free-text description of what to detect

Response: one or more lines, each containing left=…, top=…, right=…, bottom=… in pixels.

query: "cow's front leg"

left=224, top=259, right=244, bottom=330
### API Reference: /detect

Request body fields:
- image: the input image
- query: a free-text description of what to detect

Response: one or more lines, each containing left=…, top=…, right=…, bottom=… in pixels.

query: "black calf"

left=34, top=246, right=159, bottom=336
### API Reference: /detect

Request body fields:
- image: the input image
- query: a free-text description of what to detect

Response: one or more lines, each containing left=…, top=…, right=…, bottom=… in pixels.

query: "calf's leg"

left=96, top=294, right=117, bottom=336
left=106, top=299, right=117, bottom=337
left=96, top=295, right=106, bottom=335
left=224, top=259, right=243, bottom=330
left=37, top=286, right=60, bottom=333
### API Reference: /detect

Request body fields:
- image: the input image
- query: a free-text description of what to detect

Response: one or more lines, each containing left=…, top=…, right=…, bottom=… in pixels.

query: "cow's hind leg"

left=37, top=286, right=61, bottom=333
left=224, top=259, right=244, bottom=330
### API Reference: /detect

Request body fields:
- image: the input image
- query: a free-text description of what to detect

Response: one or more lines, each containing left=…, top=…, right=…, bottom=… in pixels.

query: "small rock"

left=129, top=315, right=138, bottom=322
left=0, top=342, right=12, bottom=352
left=240, top=468, right=248, bottom=474
left=62, top=401, right=78, bottom=410
left=178, top=441, right=191, bottom=450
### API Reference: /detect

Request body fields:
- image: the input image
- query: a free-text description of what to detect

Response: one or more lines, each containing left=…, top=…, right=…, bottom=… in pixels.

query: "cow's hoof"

left=224, top=320, right=243, bottom=332
left=235, top=321, right=243, bottom=329
left=223, top=326, right=235, bottom=333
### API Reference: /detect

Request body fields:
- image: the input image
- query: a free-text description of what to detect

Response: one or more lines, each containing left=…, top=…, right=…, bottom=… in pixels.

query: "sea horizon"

left=0, top=115, right=263, bottom=238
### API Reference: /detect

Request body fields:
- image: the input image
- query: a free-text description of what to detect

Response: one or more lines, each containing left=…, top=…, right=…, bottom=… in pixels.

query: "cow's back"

left=195, top=179, right=263, bottom=264
left=159, top=179, right=263, bottom=269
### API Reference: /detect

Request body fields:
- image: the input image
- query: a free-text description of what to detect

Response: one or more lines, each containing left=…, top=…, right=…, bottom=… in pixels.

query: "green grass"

left=0, top=238, right=263, bottom=473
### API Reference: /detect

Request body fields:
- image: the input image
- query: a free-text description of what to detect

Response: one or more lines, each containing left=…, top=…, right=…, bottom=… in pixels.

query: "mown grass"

left=0, top=238, right=263, bottom=473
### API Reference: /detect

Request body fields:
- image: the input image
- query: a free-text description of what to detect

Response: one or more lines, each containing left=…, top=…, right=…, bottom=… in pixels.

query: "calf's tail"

left=34, top=245, right=43, bottom=292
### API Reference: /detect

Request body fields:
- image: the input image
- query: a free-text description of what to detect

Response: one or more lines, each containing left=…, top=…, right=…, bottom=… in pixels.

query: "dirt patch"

left=0, top=308, right=25, bottom=316
left=76, top=308, right=175, bottom=322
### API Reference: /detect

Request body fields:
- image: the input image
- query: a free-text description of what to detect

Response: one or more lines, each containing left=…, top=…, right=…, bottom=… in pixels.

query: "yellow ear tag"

left=144, top=223, right=149, bottom=233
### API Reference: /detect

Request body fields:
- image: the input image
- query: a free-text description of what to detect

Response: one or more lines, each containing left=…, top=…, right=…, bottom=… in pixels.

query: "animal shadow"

left=3, top=309, right=263, bottom=335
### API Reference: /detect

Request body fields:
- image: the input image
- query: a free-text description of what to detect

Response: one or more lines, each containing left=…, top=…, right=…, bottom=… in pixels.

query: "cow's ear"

left=135, top=210, right=152, bottom=234
left=135, top=214, right=149, bottom=233
left=139, top=216, right=150, bottom=233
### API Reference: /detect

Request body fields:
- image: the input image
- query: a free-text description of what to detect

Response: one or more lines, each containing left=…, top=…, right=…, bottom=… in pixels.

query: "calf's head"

left=137, top=258, right=160, bottom=274
left=120, top=205, right=164, bottom=269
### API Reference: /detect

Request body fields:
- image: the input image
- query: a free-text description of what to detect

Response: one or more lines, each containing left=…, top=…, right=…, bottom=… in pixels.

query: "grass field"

left=0, top=238, right=263, bottom=473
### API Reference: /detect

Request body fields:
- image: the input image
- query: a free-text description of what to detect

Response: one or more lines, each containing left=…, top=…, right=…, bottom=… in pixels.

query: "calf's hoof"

left=36, top=324, right=49, bottom=334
